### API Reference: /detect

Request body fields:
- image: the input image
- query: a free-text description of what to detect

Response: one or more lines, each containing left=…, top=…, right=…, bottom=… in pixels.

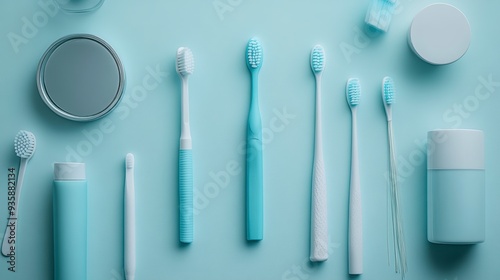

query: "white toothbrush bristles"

left=176, top=47, right=194, bottom=76
left=14, top=130, right=36, bottom=159
left=246, top=38, right=263, bottom=70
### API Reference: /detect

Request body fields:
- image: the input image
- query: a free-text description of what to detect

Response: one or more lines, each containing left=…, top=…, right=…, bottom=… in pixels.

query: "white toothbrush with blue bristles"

left=382, top=77, right=407, bottom=279
left=176, top=47, right=194, bottom=244
left=2, top=130, right=36, bottom=256
left=245, top=38, right=264, bottom=241
left=310, top=45, right=328, bottom=262
left=346, top=78, right=363, bottom=275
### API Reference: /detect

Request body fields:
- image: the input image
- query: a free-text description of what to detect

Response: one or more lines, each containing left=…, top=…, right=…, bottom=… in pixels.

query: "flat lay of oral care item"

left=55, top=0, right=105, bottom=13
left=427, top=130, right=485, bottom=244
left=2, top=1, right=498, bottom=280
left=37, top=34, right=126, bottom=121
left=53, top=163, right=87, bottom=280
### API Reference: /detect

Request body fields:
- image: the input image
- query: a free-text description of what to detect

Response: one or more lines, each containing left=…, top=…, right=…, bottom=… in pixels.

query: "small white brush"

left=2, top=130, right=36, bottom=256
left=124, top=153, right=136, bottom=280
left=346, top=78, right=363, bottom=275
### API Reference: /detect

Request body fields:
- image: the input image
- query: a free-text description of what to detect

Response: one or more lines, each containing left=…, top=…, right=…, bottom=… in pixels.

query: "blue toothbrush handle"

left=246, top=137, right=263, bottom=241
left=179, top=149, right=193, bottom=243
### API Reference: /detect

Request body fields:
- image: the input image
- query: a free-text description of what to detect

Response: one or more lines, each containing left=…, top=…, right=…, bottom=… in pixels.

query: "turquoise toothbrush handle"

left=246, top=73, right=263, bottom=241
left=246, top=138, right=263, bottom=240
left=179, top=149, right=193, bottom=243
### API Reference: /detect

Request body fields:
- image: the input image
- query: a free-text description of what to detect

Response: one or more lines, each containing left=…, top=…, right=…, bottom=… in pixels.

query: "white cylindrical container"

left=408, top=4, right=471, bottom=65
left=427, top=129, right=485, bottom=244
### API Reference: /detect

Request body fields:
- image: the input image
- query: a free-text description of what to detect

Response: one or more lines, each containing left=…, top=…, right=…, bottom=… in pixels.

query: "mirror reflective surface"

left=37, top=34, right=125, bottom=121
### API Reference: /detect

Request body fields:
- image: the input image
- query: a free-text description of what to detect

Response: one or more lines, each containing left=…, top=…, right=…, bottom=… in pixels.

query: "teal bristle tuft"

left=311, top=45, right=325, bottom=73
left=383, top=77, right=395, bottom=105
left=346, top=78, right=361, bottom=107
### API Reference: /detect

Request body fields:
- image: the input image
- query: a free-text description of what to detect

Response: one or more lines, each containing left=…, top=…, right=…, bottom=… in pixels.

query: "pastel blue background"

left=1, top=0, right=499, bottom=279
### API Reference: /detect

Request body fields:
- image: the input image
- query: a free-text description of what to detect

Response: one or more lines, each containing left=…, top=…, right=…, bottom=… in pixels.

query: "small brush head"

left=346, top=78, right=361, bottom=108
left=383, top=76, right=395, bottom=105
left=246, top=38, right=263, bottom=71
left=176, top=47, right=194, bottom=76
left=14, top=130, right=36, bottom=159
left=310, top=45, right=325, bottom=73
left=126, top=153, right=134, bottom=169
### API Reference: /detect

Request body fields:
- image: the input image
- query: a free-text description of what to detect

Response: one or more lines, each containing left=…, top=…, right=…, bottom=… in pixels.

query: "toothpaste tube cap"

left=54, top=162, right=86, bottom=180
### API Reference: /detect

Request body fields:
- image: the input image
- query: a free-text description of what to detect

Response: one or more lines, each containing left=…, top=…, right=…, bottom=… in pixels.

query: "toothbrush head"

left=246, top=38, right=263, bottom=71
left=176, top=47, right=194, bottom=77
left=346, top=78, right=361, bottom=108
left=310, top=45, right=325, bottom=74
left=382, top=76, right=395, bottom=106
left=126, top=153, right=134, bottom=169
left=14, top=130, right=36, bottom=159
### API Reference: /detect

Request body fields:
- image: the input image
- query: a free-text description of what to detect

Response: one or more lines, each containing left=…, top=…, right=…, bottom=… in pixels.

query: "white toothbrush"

left=125, top=153, right=136, bottom=280
left=2, top=130, right=36, bottom=256
left=382, top=77, right=407, bottom=279
left=176, top=47, right=194, bottom=243
left=346, top=78, right=363, bottom=275
left=309, top=45, right=328, bottom=262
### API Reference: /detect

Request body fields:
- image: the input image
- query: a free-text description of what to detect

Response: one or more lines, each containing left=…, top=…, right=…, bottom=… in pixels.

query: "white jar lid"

left=54, top=162, right=86, bottom=180
left=427, top=129, right=484, bottom=170
left=409, top=3, right=471, bottom=65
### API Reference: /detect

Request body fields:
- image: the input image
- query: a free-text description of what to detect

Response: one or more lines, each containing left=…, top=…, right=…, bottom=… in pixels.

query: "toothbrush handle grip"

left=348, top=112, right=363, bottom=274
left=349, top=160, right=363, bottom=274
left=246, top=138, right=263, bottom=241
left=310, top=154, right=328, bottom=261
left=124, top=166, right=136, bottom=280
left=179, top=149, right=193, bottom=243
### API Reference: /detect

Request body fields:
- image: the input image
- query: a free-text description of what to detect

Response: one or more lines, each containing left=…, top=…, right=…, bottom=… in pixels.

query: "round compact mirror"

left=56, top=0, right=105, bottom=13
left=37, top=34, right=125, bottom=121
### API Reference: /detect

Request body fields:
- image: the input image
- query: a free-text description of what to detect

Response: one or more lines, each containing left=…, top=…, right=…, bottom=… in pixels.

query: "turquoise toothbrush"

left=245, top=38, right=263, bottom=241
left=176, top=47, right=194, bottom=244
left=309, top=45, right=328, bottom=262
left=346, top=78, right=363, bottom=275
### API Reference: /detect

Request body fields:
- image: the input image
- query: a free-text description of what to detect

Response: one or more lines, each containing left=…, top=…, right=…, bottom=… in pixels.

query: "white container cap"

left=427, top=129, right=484, bottom=170
left=409, top=3, right=471, bottom=65
left=54, top=162, right=86, bottom=180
